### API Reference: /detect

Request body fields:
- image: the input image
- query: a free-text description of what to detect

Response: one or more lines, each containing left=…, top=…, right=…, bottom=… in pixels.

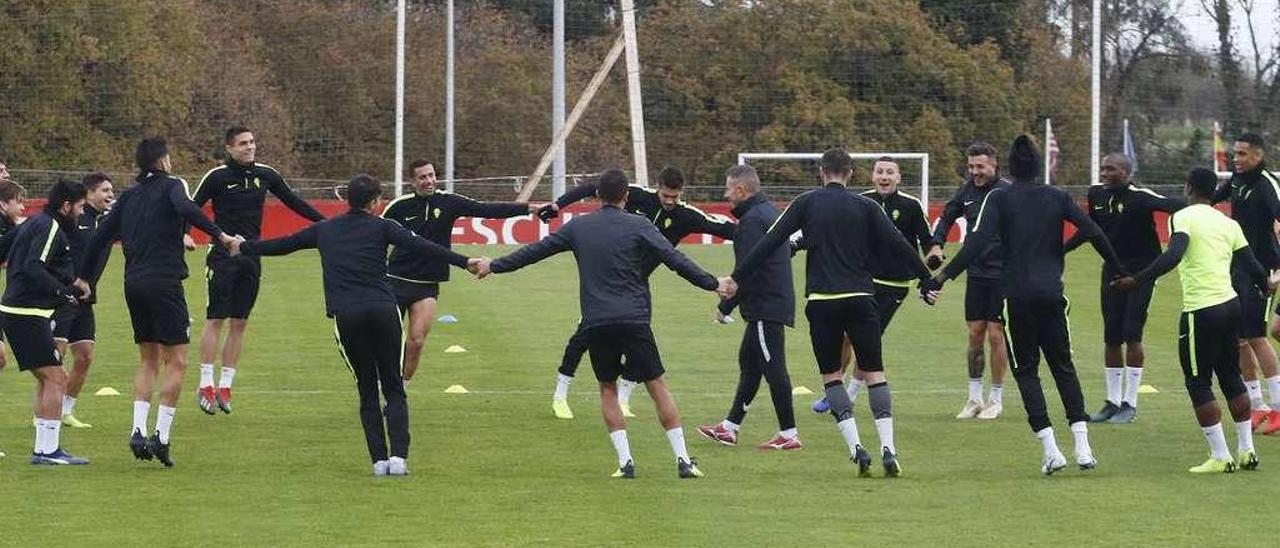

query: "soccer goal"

left=737, top=152, right=932, bottom=205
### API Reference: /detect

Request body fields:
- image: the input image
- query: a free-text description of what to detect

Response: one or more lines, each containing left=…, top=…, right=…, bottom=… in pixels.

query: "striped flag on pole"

left=1122, top=119, right=1139, bottom=174
left=1044, top=118, right=1059, bottom=185
left=1213, top=121, right=1228, bottom=173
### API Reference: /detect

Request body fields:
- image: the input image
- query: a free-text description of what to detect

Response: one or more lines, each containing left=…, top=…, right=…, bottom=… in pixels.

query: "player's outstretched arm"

left=731, top=196, right=805, bottom=284
left=76, top=201, right=123, bottom=281
left=1115, top=232, right=1189, bottom=291
left=240, top=225, right=319, bottom=257
left=268, top=174, right=326, bottom=222
left=384, top=221, right=471, bottom=268
left=168, top=180, right=226, bottom=241
left=641, top=225, right=718, bottom=291
left=490, top=231, right=571, bottom=275
left=1062, top=193, right=1126, bottom=274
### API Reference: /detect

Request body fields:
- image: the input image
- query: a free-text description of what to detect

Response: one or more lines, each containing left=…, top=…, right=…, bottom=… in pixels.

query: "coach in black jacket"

left=699, top=164, right=799, bottom=450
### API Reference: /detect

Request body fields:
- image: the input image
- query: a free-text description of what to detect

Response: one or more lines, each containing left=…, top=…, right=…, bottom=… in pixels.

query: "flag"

left=1213, top=121, right=1228, bottom=173
left=1122, top=119, right=1139, bottom=174
left=1044, top=118, right=1059, bottom=185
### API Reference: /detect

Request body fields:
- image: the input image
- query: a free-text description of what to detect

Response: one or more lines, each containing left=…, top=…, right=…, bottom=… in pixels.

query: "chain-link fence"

left=1, top=1, right=1276, bottom=202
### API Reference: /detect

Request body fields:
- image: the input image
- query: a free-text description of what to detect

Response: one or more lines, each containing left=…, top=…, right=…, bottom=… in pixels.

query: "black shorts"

left=1179, top=299, right=1247, bottom=406
left=1233, top=277, right=1269, bottom=339
left=1100, top=275, right=1154, bottom=344
left=206, top=255, right=262, bottom=320
left=389, top=278, right=440, bottom=309
left=0, top=312, right=60, bottom=371
left=125, top=278, right=191, bottom=345
left=873, top=282, right=909, bottom=334
left=583, top=323, right=665, bottom=383
left=51, top=304, right=96, bottom=344
left=805, top=296, right=882, bottom=374
left=965, top=276, right=1005, bottom=323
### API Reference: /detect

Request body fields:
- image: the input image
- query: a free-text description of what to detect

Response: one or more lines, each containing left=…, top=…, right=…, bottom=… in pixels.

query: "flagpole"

left=1044, top=118, right=1052, bottom=185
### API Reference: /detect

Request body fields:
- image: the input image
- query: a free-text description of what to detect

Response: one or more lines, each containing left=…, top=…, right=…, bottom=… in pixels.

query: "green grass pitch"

left=0, top=245, right=1272, bottom=546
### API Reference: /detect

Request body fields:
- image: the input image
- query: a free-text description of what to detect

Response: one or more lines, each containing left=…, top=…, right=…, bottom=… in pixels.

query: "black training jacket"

left=718, top=194, right=794, bottom=326
left=241, top=209, right=469, bottom=317
left=192, top=160, right=325, bottom=261
left=381, top=191, right=527, bottom=283
left=491, top=204, right=718, bottom=329
left=1212, top=162, right=1280, bottom=269
left=932, top=177, right=1009, bottom=279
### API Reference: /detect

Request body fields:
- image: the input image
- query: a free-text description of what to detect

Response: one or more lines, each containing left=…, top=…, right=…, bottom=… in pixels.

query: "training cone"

left=791, top=386, right=814, bottom=396
left=437, top=314, right=458, bottom=324
left=444, top=345, right=467, bottom=353
left=444, top=385, right=470, bottom=394
left=94, top=386, right=121, bottom=396
left=1137, top=384, right=1159, bottom=394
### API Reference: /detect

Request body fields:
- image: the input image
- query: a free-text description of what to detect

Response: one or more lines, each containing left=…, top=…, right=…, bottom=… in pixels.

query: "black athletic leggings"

left=335, top=304, right=408, bottom=463
left=559, top=321, right=639, bottom=383
left=1003, top=296, right=1089, bottom=432
left=727, top=320, right=795, bottom=431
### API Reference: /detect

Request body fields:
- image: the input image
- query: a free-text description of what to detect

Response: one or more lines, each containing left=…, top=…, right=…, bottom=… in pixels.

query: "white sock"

left=1123, top=367, right=1143, bottom=407
left=132, top=400, right=151, bottom=434
left=219, top=366, right=236, bottom=389
left=719, top=419, right=740, bottom=432
left=968, top=378, right=983, bottom=402
left=1202, top=422, right=1231, bottom=460
left=156, top=405, right=176, bottom=444
left=665, top=427, right=690, bottom=462
left=1235, top=420, right=1255, bottom=453
left=617, top=379, right=638, bottom=405
left=1245, top=380, right=1266, bottom=409
left=46, top=420, right=61, bottom=453
left=199, top=363, right=214, bottom=388
left=1070, top=421, right=1092, bottom=458
left=1035, top=427, right=1060, bottom=457
left=62, top=395, right=76, bottom=416
left=1267, top=375, right=1280, bottom=408
left=34, top=419, right=50, bottom=454
left=874, top=417, right=896, bottom=454
left=781, top=427, right=798, bottom=439
left=609, top=429, right=632, bottom=467
left=847, top=378, right=865, bottom=403
left=988, top=384, right=1004, bottom=405
left=836, top=417, right=862, bottom=455
left=1105, top=367, right=1123, bottom=405
left=553, top=373, right=573, bottom=400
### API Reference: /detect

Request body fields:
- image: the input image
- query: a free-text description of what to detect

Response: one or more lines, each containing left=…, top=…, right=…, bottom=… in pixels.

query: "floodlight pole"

left=394, top=0, right=406, bottom=196
left=445, top=0, right=456, bottom=192
left=552, top=0, right=566, bottom=198
left=619, top=0, right=649, bottom=187
left=1090, top=0, right=1101, bottom=190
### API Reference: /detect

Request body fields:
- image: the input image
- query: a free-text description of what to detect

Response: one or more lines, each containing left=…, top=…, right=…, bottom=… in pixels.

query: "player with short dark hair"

left=927, top=142, right=1012, bottom=420
left=1113, top=167, right=1270, bottom=472
left=480, top=168, right=728, bottom=479
left=1, top=179, right=91, bottom=465
left=698, top=164, right=800, bottom=450
left=730, top=148, right=934, bottom=476
left=0, top=177, right=28, bottom=379
left=380, top=159, right=535, bottom=387
left=237, top=174, right=481, bottom=476
left=51, top=172, right=116, bottom=428
left=1061, top=154, right=1184, bottom=424
left=538, top=165, right=735, bottom=419
left=191, top=127, right=326, bottom=415
left=78, top=137, right=240, bottom=467
left=930, top=135, right=1125, bottom=474
left=1212, top=132, right=1280, bottom=434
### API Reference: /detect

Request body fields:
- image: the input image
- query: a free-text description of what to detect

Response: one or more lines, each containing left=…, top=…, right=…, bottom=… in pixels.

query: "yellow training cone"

left=443, top=385, right=470, bottom=394
left=444, top=345, right=467, bottom=353
left=94, top=386, right=121, bottom=396
left=1137, top=385, right=1159, bottom=394
left=791, top=386, right=814, bottom=396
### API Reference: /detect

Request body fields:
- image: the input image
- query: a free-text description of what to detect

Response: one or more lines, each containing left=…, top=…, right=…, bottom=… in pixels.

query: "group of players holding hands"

left=2, top=128, right=1278, bottom=479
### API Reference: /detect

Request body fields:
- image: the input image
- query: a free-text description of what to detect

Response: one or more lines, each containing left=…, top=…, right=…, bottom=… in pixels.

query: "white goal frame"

left=737, top=152, right=932, bottom=205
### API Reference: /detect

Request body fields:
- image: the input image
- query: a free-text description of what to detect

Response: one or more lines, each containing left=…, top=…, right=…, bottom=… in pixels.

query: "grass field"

left=0, top=245, right=1274, bottom=546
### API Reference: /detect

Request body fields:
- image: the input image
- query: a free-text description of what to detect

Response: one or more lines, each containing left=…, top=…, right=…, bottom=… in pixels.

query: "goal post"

left=737, top=152, right=932, bottom=205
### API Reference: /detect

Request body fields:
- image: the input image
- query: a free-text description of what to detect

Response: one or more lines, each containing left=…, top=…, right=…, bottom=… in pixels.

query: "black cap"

left=1008, top=135, right=1039, bottom=179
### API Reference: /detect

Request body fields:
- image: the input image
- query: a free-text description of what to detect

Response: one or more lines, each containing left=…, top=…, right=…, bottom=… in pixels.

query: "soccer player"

left=480, top=169, right=727, bottom=479
left=0, top=178, right=28, bottom=375
left=697, top=164, right=799, bottom=450
left=77, top=138, right=239, bottom=467
left=381, top=159, right=535, bottom=385
left=1112, top=168, right=1270, bottom=472
left=191, top=127, right=326, bottom=414
left=809, top=157, right=937, bottom=414
left=51, top=173, right=115, bottom=428
left=538, top=166, right=734, bottom=419
left=1063, top=154, right=1183, bottom=424
left=236, top=174, right=481, bottom=476
left=1, top=180, right=92, bottom=465
left=730, top=149, right=934, bottom=476
left=929, top=135, right=1125, bottom=474
left=1212, top=133, right=1280, bottom=434
left=926, top=143, right=1011, bottom=420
